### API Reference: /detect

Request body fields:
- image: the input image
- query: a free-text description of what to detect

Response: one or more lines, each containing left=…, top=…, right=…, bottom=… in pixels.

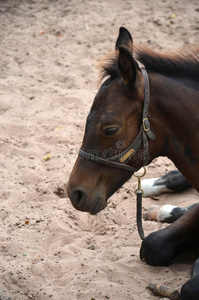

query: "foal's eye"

left=104, top=127, right=119, bottom=136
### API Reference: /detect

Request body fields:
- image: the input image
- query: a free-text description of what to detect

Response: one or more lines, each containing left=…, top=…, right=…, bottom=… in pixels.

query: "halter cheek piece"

left=79, top=61, right=155, bottom=173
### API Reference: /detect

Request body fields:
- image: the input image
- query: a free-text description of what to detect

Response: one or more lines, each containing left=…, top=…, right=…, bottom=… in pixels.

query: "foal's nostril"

left=75, top=190, right=84, bottom=205
left=71, top=188, right=87, bottom=207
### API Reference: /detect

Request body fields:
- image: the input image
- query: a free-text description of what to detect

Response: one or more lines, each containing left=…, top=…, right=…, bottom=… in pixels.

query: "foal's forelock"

left=98, top=43, right=199, bottom=84
left=98, top=42, right=134, bottom=83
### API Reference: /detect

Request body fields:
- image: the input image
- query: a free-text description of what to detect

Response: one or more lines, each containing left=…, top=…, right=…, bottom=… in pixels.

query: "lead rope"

left=134, top=167, right=146, bottom=240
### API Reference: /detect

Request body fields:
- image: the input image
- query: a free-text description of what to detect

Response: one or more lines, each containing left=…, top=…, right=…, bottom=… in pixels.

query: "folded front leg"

left=140, top=226, right=178, bottom=266
left=140, top=204, right=199, bottom=266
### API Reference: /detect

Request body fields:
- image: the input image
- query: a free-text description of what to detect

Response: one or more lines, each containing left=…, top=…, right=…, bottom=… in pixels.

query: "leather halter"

left=79, top=61, right=155, bottom=173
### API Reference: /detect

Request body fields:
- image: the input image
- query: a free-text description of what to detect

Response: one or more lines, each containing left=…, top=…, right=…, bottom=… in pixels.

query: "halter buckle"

left=143, top=118, right=150, bottom=132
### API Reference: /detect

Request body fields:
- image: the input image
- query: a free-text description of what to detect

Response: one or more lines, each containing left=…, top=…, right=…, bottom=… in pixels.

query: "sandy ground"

left=0, top=0, right=199, bottom=299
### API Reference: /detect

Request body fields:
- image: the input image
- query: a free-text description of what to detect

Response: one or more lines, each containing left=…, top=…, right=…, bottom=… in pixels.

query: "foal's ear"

left=118, top=46, right=137, bottom=88
left=115, top=27, right=133, bottom=50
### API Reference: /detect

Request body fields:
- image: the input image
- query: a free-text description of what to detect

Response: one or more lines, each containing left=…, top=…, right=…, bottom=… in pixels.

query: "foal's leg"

left=140, top=203, right=199, bottom=266
left=141, top=170, right=191, bottom=197
left=144, top=203, right=198, bottom=223
left=181, top=258, right=199, bottom=300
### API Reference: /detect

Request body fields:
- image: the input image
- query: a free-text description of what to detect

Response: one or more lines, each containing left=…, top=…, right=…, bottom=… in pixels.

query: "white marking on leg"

left=157, top=204, right=178, bottom=222
left=141, top=178, right=172, bottom=197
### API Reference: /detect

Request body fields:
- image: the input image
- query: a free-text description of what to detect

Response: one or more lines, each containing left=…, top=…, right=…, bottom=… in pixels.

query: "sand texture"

left=1, top=0, right=199, bottom=299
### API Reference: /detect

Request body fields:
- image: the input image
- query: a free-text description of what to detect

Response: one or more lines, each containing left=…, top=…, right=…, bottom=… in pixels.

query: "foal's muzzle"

left=68, top=185, right=107, bottom=214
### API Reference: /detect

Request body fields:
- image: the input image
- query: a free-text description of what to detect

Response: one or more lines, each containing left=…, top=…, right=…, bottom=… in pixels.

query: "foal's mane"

left=99, top=43, right=199, bottom=82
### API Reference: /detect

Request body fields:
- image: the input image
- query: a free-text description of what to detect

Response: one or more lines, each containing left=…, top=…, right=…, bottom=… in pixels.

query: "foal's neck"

left=149, top=73, right=199, bottom=190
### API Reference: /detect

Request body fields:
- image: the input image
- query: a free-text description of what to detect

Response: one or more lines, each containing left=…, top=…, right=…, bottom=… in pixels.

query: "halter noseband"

left=79, top=61, right=155, bottom=173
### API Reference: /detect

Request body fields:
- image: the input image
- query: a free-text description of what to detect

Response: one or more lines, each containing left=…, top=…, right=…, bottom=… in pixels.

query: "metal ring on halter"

left=133, top=167, right=146, bottom=179
left=134, top=167, right=146, bottom=194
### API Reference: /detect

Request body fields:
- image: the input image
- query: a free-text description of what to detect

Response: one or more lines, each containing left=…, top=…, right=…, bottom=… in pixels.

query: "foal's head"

left=67, top=28, right=148, bottom=214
